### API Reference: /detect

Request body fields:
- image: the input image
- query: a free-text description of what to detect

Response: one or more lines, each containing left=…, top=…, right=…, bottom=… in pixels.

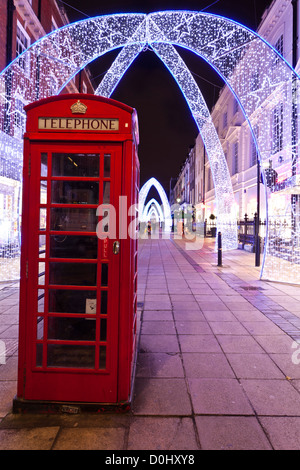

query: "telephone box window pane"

left=103, top=182, right=110, bottom=203
left=104, top=154, right=111, bottom=177
left=100, top=210, right=110, bottom=234
left=100, top=318, right=107, bottom=341
left=101, top=290, right=107, bottom=314
left=101, top=263, right=108, bottom=286
left=50, top=235, right=98, bottom=259
left=38, top=266, right=45, bottom=286
left=40, top=208, right=47, bottom=231
left=52, top=153, right=99, bottom=177
left=50, top=208, right=97, bottom=232
left=39, top=236, right=46, bottom=258
left=49, top=262, right=97, bottom=286
left=99, top=346, right=106, bottom=369
left=37, top=317, right=44, bottom=340
left=41, top=153, right=47, bottom=177
left=49, top=289, right=96, bottom=313
left=48, top=317, right=96, bottom=341
left=47, top=344, right=95, bottom=368
left=51, top=181, right=99, bottom=205
left=38, top=290, right=45, bottom=312
left=36, top=344, right=43, bottom=367
left=40, top=180, right=47, bottom=204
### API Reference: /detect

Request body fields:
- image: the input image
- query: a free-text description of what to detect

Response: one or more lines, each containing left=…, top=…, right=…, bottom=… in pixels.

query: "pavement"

left=1, top=236, right=300, bottom=450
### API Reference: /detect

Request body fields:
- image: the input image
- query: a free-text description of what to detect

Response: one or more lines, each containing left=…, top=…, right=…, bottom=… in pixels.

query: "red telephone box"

left=14, top=94, right=139, bottom=411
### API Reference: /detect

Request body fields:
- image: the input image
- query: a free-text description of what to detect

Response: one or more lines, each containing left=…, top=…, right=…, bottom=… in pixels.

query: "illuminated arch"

left=148, top=206, right=160, bottom=223
left=96, top=40, right=237, bottom=251
left=1, top=11, right=300, bottom=283
left=142, top=198, right=164, bottom=223
left=139, top=178, right=172, bottom=232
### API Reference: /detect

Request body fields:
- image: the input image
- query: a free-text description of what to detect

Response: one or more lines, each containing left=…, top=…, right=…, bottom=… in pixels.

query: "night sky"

left=59, top=0, right=273, bottom=193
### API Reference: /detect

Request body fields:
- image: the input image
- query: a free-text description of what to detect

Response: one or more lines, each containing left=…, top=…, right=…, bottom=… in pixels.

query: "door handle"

left=113, top=241, right=120, bottom=255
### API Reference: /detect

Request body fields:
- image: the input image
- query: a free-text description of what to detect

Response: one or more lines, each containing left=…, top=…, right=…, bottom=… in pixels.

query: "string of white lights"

left=96, top=32, right=238, bottom=250
left=0, top=11, right=299, bottom=282
left=139, top=178, right=172, bottom=233
left=142, top=198, right=164, bottom=223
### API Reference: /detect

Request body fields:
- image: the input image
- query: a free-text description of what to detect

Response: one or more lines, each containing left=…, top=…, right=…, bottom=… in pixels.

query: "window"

left=223, top=112, right=228, bottom=129
left=275, top=34, right=284, bottom=56
left=273, top=34, right=284, bottom=66
left=82, top=81, right=88, bottom=94
left=232, top=142, right=239, bottom=175
left=272, top=103, right=283, bottom=154
left=250, top=72, right=259, bottom=91
left=251, top=125, right=259, bottom=167
left=16, top=22, right=30, bottom=74
left=233, top=99, right=239, bottom=115
left=51, top=17, right=59, bottom=32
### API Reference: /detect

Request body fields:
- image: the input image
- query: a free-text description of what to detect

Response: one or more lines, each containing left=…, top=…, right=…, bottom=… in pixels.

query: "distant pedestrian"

left=147, top=221, right=151, bottom=238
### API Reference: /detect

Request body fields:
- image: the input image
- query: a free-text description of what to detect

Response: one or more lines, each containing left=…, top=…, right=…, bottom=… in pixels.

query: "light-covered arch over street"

left=1, top=11, right=300, bottom=283
left=142, top=198, right=165, bottom=224
left=139, top=178, right=172, bottom=234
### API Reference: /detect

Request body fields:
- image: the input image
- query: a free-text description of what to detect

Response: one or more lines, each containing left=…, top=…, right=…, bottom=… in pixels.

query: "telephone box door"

left=22, top=141, right=122, bottom=403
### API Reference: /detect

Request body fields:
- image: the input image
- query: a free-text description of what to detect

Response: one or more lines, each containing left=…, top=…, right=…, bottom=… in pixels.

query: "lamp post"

left=255, top=152, right=261, bottom=267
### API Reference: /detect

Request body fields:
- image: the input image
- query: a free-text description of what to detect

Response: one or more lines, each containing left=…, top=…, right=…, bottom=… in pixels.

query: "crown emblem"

left=70, top=100, right=87, bottom=114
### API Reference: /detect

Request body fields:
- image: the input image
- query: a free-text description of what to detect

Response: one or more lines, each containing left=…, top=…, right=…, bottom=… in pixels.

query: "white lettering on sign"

left=38, top=117, right=119, bottom=131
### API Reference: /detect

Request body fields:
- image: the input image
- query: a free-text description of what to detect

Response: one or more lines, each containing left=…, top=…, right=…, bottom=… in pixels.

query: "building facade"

left=0, top=0, right=94, bottom=264
left=171, top=0, right=300, bottom=234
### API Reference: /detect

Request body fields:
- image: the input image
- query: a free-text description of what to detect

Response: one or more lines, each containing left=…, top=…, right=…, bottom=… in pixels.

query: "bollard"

left=255, top=234, right=261, bottom=267
left=217, top=231, right=222, bottom=267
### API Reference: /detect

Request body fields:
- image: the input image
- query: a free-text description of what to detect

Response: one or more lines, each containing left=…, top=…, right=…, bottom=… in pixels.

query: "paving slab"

left=0, top=427, right=59, bottom=450
left=216, top=334, right=265, bottom=353
left=173, top=310, right=206, bottom=321
left=127, top=417, right=199, bottom=450
left=201, top=310, right=238, bottom=322
left=259, top=417, right=300, bottom=450
left=209, top=321, right=250, bottom=335
left=240, top=379, right=300, bottom=415
left=253, top=335, right=295, bottom=353
left=175, top=321, right=213, bottom=335
left=141, top=321, right=176, bottom=335
left=188, top=378, right=254, bottom=415
left=179, top=334, right=223, bottom=353
left=139, top=334, right=180, bottom=353
left=195, top=416, right=272, bottom=450
left=182, top=353, right=235, bottom=378
left=52, top=427, right=126, bottom=450
left=132, top=378, right=192, bottom=415
left=269, top=354, right=300, bottom=379
left=136, top=352, right=184, bottom=378
left=226, top=353, right=285, bottom=379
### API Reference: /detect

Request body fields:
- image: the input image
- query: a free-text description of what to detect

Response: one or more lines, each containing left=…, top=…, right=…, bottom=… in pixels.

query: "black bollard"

left=255, top=234, right=261, bottom=267
left=217, top=231, right=222, bottom=267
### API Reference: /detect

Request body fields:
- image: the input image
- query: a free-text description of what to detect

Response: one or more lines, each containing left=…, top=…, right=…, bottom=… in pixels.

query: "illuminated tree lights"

left=0, top=11, right=299, bottom=283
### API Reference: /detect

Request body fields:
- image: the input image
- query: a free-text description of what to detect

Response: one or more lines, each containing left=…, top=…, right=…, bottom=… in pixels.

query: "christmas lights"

left=141, top=198, right=164, bottom=223
left=139, top=178, right=172, bottom=233
left=0, top=11, right=299, bottom=283
left=96, top=38, right=238, bottom=251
